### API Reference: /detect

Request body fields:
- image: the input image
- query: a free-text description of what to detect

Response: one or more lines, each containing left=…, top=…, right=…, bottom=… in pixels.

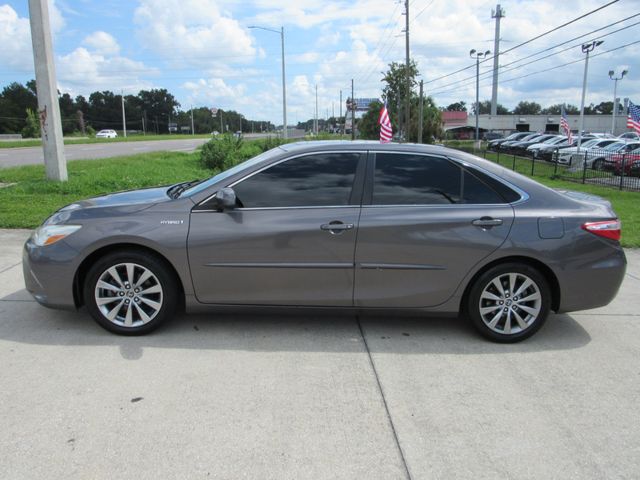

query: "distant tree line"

left=0, top=80, right=274, bottom=138
left=443, top=99, right=623, bottom=115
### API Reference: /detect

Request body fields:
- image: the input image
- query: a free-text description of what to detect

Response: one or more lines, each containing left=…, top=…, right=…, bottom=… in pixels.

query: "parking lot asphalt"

left=1, top=229, right=639, bottom=479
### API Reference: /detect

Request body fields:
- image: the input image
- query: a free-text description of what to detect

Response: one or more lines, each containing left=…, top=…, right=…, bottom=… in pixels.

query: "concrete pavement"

left=1, top=229, right=638, bottom=479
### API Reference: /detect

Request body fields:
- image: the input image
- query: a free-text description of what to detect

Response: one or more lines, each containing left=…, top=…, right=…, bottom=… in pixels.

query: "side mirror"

left=213, top=187, right=237, bottom=211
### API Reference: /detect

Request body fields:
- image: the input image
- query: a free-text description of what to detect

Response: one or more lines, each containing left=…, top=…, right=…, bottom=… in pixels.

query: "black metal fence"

left=449, top=144, right=640, bottom=192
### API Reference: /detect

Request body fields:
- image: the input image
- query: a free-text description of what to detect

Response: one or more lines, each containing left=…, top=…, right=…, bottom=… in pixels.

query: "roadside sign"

left=210, top=108, right=218, bottom=116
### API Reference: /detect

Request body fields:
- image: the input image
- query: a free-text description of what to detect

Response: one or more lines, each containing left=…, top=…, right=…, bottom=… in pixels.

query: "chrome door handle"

left=321, top=222, right=354, bottom=234
left=472, top=217, right=503, bottom=228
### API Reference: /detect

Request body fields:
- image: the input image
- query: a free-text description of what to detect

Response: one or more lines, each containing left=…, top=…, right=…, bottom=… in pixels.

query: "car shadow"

left=0, top=290, right=591, bottom=359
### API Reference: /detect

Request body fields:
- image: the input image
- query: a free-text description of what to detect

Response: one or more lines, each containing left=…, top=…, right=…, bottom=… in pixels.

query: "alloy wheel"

left=478, top=272, right=542, bottom=335
left=94, top=262, right=163, bottom=327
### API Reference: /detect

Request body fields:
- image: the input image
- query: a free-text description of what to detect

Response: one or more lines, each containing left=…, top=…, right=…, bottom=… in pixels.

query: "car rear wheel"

left=84, top=251, right=178, bottom=335
left=592, top=158, right=604, bottom=170
left=466, top=263, right=551, bottom=343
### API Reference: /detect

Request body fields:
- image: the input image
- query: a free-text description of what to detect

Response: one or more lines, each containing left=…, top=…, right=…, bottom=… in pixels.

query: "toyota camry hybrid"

left=23, top=141, right=626, bottom=342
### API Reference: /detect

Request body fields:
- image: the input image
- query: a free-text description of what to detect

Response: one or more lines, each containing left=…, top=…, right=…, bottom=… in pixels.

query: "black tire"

left=84, top=250, right=178, bottom=335
left=592, top=159, right=604, bottom=171
left=466, top=263, right=551, bottom=343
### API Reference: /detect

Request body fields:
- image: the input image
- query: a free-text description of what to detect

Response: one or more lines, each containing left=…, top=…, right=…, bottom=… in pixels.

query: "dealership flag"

left=628, top=101, right=640, bottom=134
left=379, top=103, right=392, bottom=143
left=560, top=105, right=573, bottom=144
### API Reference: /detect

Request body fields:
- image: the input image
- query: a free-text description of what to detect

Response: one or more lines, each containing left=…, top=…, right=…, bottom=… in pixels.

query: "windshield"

left=181, top=148, right=283, bottom=197
left=603, top=142, right=625, bottom=151
left=580, top=139, right=599, bottom=148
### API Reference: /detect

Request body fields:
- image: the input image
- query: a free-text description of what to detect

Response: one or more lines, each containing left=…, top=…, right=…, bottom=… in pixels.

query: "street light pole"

left=608, top=69, right=628, bottom=135
left=249, top=25, right=287, bottom=139
left=577, top=40, right=603, bottom=151
left=470, top=49, right=490, bottom=147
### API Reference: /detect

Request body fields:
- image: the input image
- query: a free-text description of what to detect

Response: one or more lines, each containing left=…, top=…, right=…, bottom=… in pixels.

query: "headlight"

left=32, top=225, right=82, bottom=247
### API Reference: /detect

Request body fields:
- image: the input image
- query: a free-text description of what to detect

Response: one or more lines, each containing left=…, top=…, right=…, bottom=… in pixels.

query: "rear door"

left=354, top=152, right=515, bottom=308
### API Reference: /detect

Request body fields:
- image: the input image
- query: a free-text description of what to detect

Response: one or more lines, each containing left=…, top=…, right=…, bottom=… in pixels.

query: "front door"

left=188, top=151, right=365, bottom=306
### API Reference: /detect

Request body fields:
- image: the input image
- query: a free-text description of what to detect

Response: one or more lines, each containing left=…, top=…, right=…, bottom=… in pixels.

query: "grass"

left=0, top=133, right=214, bottom=149
left=0, top=151, right=212, bottom=229
left=1, top=145, right=639, bottom=247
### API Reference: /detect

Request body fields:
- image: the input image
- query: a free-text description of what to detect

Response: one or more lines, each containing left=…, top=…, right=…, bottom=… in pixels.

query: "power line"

left=424, top=0, right=621, bottom=85
left=427, top=16, right=640, bottom=95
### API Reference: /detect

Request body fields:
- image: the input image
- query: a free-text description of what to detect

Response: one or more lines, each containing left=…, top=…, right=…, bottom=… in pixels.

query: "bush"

left=86, top=125, right=96, bottom=138
left=200, top=134, right=244, bottom=170
left=255, top=136, right=287, bottom=152
left=21, top=108, right=41, bottom=139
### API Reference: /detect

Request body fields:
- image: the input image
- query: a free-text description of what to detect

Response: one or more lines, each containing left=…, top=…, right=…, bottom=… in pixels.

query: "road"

left=1, top=229, right=638, bottom=479
left=0, top=131, right=306, bottom=168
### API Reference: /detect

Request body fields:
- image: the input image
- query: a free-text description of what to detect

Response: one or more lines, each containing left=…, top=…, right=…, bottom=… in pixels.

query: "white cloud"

left=83, top=31, right=120, bottom=56
left=134, top=0, right=256, bottom=67
left=57, top=47, right=157, bottom=94
left=0, top=5, right=33, bottom=72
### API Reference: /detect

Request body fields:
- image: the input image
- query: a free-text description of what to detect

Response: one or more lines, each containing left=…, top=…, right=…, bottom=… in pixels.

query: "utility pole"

left=141, top=115, right=146, bottom=135
left=351, top=79, right=355, bottom=141
left=190, top=105, right=195, bottom=135
left=404, top=0, right=411, bottom=142
left=315, top=84, right=318, bottom=135
left=418, top=80, right=424, bottom=144
left=340, top=90, right=343, bottom=135
left=121, top=90, right=127, bottom=138
left=219, top=111, right=223, bottom=133
left=28, top=0, right=67, bottom=181
left=470, top=49, right=490, bottom=147
left=490, top=4, right=505, bottom=116
left=578, top=41, right=603, bottom=151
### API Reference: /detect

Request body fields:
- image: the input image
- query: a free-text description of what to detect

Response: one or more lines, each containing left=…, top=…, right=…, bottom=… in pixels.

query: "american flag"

left=628, top=101, right=640, bottom=134
left=560, top=105, right=573, bottom=143
left=378, top=103, right=392, bottom=143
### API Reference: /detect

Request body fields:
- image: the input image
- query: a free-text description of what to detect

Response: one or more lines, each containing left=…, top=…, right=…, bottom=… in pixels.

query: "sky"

left=1, top=0, right=639, bottom=124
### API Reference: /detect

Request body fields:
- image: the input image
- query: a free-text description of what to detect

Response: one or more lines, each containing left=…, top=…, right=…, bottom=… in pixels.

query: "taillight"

left=582, top=219, right=621, bottom=241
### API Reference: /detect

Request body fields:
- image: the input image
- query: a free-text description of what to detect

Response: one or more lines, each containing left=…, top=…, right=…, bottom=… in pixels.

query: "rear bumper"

left=557, top=245, right=626, bottom=313
left=22, top=237, right=79, bottom=310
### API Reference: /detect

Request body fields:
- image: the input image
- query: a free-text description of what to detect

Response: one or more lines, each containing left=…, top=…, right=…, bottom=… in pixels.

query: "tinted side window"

left=233, top=153, right=360, bottom=208
left=464, top=166, right=521, bottom=203
left=373, top=154, right=461, bottom=205
left=462, top=171, right=505, bottom=204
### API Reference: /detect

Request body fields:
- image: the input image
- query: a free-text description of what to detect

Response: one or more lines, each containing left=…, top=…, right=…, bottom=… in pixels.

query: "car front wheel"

left=466, top=263, right=551, bottom=342
left=84, top=251, right=178, bottom=335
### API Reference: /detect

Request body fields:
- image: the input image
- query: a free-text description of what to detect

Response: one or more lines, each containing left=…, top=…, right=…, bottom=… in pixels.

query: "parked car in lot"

left=96, top=129, right=118, bottom=139
left=527, top=135, right=569, bottom=158
left=612, top=147, right=640, bottom=176
left=618, top=132, right=640, bottom=140
left=509, top=134, right=560, bottom=156
left=487, top=132, right=530, bottom=151
left=554, top=138, right=618, bottom=165
left=23, top=141, right=625, bottom=342
left=592, top=141, right=640, bottom=171
left=535, top=136, right=595, bottom=161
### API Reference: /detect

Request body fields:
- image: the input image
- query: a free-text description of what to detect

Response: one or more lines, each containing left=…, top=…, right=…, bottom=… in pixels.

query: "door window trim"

left=194, top=150, right=367, bottom=212
left=362, top=150, right=527, bottom=207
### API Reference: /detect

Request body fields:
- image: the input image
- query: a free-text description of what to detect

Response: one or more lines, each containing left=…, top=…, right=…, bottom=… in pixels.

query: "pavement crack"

left=626, top=272, right=640, bottom=282
left=357, top=316, right=413, bottom=480
left=0, top=262, right=21, bottom=275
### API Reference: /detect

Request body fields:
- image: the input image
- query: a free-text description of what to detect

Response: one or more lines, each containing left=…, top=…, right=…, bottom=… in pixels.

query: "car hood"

left=67, top=186, right=170, bottom=212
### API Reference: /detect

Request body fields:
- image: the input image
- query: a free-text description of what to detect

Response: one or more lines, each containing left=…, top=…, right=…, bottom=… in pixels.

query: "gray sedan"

left=23, top=141, right=626, bottom=342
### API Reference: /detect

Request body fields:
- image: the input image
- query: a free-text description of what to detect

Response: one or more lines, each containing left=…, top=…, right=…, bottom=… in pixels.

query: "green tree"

left=358, top=100, right=384, bottom=140
left=445, top=101, right=467, bottom=112
left=542, top=103, right=581, bottom=115
left=381, top=60, right=419, bottom=136
left=513, top=101, right=542, bottom=115
left=474, top=100, right=509, bottom=115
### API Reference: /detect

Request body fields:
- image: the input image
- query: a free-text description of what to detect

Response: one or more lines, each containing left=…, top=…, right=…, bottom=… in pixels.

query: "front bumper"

left=22, top=236, right=80, bottom=310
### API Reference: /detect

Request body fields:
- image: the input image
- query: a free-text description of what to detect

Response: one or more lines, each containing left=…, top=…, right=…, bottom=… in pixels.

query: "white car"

left=96, top=129, right=118, bottom=139
left=555, top=139, right=617, bottom=165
